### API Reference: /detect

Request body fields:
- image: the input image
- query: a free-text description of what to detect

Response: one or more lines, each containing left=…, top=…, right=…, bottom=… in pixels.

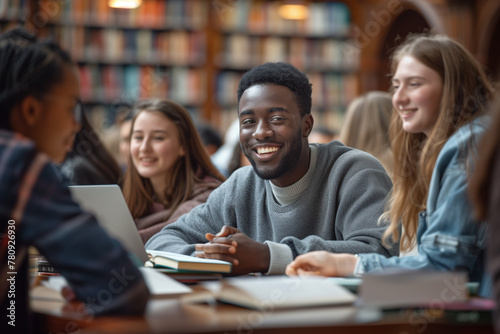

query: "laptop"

left=68, top=184, right=149, bottom=263
left=68, top=184, right=192, bottom=296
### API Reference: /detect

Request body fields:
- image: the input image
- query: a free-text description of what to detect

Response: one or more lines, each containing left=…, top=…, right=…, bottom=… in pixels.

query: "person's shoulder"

left=318, top=140, right=366, bottom=156
left=0, top=130, right=58, bottom=180
left=0, top=131, right=73, bottom=215
left=217, top=165, right=264, bottom=191
left=318, top=141, right=383, bottom=167
left=443, top=116, right=489, bottom=152
left=0, top=130, right=38, bottom=162
left=193, top=174, right=225, bottom=195
left=435, top=117, right=490, bottom=174
left=314, top=142, right=390, bottom=186
left=455, top=116, right=488, bottom=138
left=317, top=140, right=347, bottom=151
left=201, top=173, right=224, bottom=186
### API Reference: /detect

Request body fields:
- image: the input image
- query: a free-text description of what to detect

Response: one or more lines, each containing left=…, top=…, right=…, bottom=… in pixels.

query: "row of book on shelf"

left=78, top=64, right=357, bottom=107
left=4, top=0, right=351, bottom=35
left=42, top=26, right=206, bottom=65
left=33, top=0, right=353, bottom=37
left=218, top=0, right=351, bottom=36
left=42, top=25, right=359, bottom=71
left=38, top=0, right=208, bottom=29
left=78, top=65, right=205, bottom=106
left=219, top=34, right=359, bottom=70
left=0, top=0, right=28, bottom=20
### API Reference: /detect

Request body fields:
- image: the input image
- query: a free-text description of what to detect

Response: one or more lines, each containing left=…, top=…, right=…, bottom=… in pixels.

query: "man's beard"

left=245, top=135, right=303, bottom=181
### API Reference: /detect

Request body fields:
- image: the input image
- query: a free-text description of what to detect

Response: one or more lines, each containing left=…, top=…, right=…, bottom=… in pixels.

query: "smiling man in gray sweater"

left=145, top=62, right=397, bottom=275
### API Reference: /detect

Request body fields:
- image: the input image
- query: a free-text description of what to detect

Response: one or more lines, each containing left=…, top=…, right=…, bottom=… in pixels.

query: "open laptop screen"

left=69, top=184, right=149, bottom=263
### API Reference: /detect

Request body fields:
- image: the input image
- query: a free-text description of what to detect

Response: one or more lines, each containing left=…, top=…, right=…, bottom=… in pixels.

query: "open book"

left=201, top=275, right=357, bottom=311
left=146, top=250, right=232, bottom=274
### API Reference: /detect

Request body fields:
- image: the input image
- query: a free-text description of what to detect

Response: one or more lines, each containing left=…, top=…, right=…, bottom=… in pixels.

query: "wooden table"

left=31, top=284, right=495, bottom=334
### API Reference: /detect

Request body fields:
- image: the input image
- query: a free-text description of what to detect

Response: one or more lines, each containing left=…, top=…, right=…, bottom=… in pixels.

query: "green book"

left=146, top=250, right=232, bottom=274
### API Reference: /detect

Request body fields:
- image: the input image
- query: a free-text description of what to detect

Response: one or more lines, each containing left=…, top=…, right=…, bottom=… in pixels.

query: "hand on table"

left=61, top=286, right=89, bottom=316
left=62, top=286, right=78, bottom=302
left=285, top=251, right=357, bottom=277
left=195, top=226, right=270, bottom=275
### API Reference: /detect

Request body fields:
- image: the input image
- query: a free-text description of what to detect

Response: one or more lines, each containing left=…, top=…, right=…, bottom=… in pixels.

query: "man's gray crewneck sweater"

left=146, top=141, right=397, bottom=274
left=270, top=145, right=318, bottom=206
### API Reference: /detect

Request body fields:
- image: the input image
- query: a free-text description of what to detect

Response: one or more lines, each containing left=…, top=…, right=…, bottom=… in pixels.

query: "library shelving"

left=0, top=0, right=30, bottom=30
left=2, top=0, right=499, bottom=134
left=2, top=0, right=359, bottom=133
left=213, top=0, right=359, bottom=132
left=33, top=0, right=209, bottom=124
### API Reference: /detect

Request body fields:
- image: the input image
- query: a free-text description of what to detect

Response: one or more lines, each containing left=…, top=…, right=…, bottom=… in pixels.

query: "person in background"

left=60, top=110, right=122, bottom=185
left=98, top=106, right=131, bottom=172
left=227, top=140, right=251, bottom=175
left=119, top=116, right=133, bottom=171
left=469, top=96, right=500, bottom=331
left=145, top=62, right=396, bottom=276
left=211, top=118, right=240, bottom=177
left=122, top=99, right=225, bottom=244
left=196, top=122, right=223, bottom=156
left=0, top=28, right=149, bottom=334
left=308, top=126, right=337, bottom=144
left=286, top=35, right=495, bottom=297
left=338, top=91, right=393, bottom=177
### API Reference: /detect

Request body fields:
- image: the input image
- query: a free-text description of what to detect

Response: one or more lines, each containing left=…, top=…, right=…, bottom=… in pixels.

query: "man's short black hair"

left=237, top=62, right=312, bottom=117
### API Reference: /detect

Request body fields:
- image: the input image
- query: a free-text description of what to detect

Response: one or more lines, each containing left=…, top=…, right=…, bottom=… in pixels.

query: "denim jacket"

left=357, top=117, right=490, bottom=297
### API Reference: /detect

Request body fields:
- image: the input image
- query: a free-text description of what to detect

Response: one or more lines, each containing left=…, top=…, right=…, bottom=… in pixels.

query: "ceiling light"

left=278, top=3, right=309, bottom=20
left=108, top=0, right=142, bottom=9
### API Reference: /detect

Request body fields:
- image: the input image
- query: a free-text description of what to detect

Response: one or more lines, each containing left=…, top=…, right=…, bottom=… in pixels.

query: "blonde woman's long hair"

left=339, top=91, right=393, bottom=176
left=381, top=34, right=494, bottom=252
left=123, top=99, right=226, bottom=219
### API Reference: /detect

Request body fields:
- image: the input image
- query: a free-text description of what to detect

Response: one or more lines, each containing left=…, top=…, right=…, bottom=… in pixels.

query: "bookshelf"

left=31, top=0, right=209, bottom=127
left=3, top=0, right=498, bottom=134
left=0, top=0, right=30, bottom=29
left=1, top=0, right=358, bottom=133
left=212, top=0, right=359, bottom=132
